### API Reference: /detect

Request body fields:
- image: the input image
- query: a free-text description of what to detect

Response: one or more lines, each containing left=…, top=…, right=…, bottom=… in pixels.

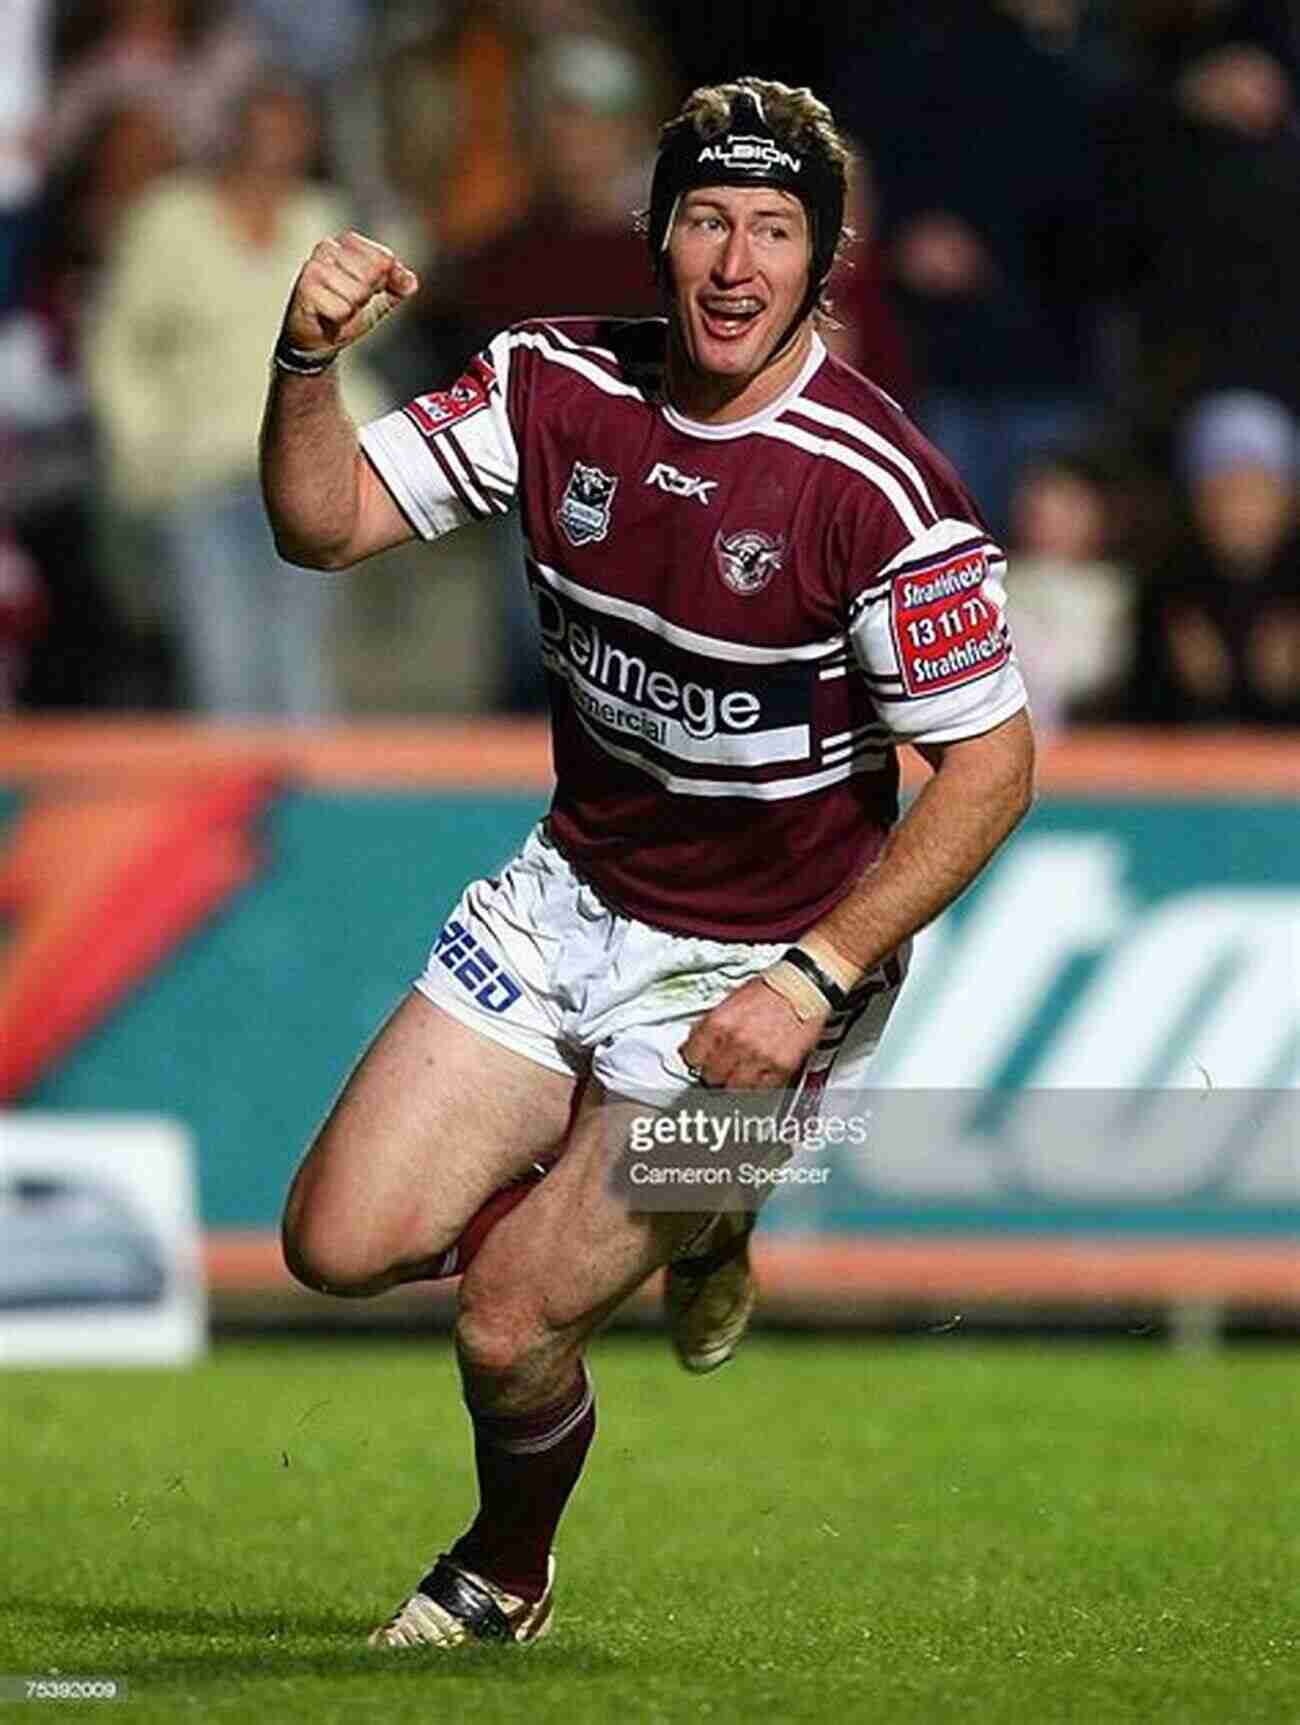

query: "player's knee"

left=454, top=1287, right=548, bottom=1380
left=281, top=1222, right=375, bottom=1296
left=280, top=1188, right=390, bottom=1297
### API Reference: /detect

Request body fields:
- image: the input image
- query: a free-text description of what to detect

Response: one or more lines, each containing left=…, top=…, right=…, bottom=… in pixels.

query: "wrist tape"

left=273, top=332, right=340, bottom=376
left=759, top=959, right=833, bottom=1022
left=760, top=934, right=864, bottom=1021
left=795, top=931, right=862, bottom=995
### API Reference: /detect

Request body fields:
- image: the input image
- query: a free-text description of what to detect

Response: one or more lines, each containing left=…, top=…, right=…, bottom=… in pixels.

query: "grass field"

left=3, top=1335, right=1297, bottom=1723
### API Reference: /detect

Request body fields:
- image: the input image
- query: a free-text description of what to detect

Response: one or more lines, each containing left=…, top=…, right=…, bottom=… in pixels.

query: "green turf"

left=2, top=1336, right=1297, bottom=1722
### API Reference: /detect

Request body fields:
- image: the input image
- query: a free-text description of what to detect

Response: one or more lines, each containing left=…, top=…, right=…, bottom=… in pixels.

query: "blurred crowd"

left=1, top=0, right=1297, bottom=727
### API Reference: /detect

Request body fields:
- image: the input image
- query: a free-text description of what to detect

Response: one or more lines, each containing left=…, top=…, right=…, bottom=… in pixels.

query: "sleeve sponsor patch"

left=888, top=549, right=1009, bottom=697
left=403, top=354, right=496, bottom=438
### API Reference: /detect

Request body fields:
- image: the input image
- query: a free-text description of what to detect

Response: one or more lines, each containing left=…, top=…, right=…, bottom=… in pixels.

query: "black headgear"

left=647, top=85, right=846, bottom=326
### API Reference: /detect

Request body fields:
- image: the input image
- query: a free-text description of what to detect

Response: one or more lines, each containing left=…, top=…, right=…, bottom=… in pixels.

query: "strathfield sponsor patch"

left=889, top=549, right=1009, bottom=697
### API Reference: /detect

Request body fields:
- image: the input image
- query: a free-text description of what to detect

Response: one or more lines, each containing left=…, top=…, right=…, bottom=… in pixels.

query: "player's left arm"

left=680, top=709, right=1035, bottom=1089
left=814, top=705, right=1034, bottom=972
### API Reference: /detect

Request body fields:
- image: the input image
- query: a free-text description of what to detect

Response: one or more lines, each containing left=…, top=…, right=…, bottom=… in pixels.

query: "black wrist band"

left=273, top=333, right=339, bottom=376
left=781, top=946, right=849, bottom=1013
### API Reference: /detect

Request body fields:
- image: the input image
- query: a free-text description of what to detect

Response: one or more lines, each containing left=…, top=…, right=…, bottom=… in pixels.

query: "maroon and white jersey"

left=358, top=318, right=1027, bottom=940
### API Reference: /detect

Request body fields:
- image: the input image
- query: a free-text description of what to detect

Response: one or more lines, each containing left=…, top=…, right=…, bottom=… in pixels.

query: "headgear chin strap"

left=647, top=85, right=846, bottom=337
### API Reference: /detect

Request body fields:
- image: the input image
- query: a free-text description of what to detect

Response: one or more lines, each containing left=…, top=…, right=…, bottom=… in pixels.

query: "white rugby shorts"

left=414, top=823, right=907, bottom=1108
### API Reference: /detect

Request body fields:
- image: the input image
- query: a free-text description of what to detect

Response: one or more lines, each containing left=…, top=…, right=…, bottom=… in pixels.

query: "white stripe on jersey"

left=508, top=329, right=645, bottom=401
left=755, top=419, right=931, bottom=540
left=823, top=722, right=888, bottom=751
left=568, top=701, right=888, bottom=799
left=784, top=398, right=939, bottom=523
left=525, top=549, right=848, bottom=666
left=534, top=322, right=621, bottom=366
left=821, top=738, right=889, bottom=768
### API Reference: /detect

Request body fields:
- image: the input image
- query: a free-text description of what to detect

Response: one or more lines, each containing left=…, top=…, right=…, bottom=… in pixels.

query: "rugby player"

left=261, top=76, right=1035, bottom=1649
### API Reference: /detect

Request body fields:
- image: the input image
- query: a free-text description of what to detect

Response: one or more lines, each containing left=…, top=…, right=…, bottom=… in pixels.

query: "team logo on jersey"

left=557, top=462, right=619, bottom=546
left=715, top=528, right=784, bottom=595
left=645, top=461, right=717, bottom=505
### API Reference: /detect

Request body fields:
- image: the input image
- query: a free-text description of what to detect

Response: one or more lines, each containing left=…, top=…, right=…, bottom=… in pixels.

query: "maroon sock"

left=449, top=1363, right=596, bottom=1601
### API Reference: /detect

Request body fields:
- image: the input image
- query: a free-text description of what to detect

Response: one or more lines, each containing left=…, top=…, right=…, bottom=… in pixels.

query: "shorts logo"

left=715, top=528, right=784, bottom=595
left=434, top=919, right=522, bottom=1014
left=698, top=137, right=802, bottom=175
left=557, top=462, right=618, bottom=547
left=645, top=461, right=717, bottom=505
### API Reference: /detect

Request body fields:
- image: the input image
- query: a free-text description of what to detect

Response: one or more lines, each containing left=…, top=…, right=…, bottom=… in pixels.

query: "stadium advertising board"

left=0, top=1114, right=206, bottom=1365
left=0, top=723, right=1295, bottom=1307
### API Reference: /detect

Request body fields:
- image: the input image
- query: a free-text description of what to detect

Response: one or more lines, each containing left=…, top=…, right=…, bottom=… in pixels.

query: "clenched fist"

left=282, top=230, right=419, bottom=359
left=680, top=975, right=825, bottom=1090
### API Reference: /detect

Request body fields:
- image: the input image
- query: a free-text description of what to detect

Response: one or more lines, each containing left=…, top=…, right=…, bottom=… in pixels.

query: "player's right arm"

left=260, top=231, right=420, bottom=570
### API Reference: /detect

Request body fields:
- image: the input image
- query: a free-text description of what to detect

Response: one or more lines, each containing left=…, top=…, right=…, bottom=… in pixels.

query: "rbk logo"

left=644, top=462, right=718, bottom=505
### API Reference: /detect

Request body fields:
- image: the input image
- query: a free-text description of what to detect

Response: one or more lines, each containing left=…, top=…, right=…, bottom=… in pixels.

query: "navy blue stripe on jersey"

left=846, top=584, right=890, bottom=622
left=426, top=437, right=489, bottom=520
left=559, top=696, right=890, bottom=800
left=882, top=531, right=993, bottom=579
left=436, top=430, right=488, bottom=513
left=882, top=531, right=993, bottom=584
left=443, top=428, right=511, bottom=516
left=871, top=655, right=1009, bottom=704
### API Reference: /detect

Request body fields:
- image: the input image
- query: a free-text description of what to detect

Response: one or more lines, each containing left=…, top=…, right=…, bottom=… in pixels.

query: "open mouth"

left=698, top=298, right=765, bottom=341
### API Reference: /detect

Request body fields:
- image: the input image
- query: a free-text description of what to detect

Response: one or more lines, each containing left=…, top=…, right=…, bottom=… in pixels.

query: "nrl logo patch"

left=715, top=528, right=784, bottom=596
left=557, top=462, right=619, bottom=547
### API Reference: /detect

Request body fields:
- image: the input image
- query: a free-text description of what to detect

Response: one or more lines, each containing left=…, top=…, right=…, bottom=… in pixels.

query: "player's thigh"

left=284, top=990, right=578, bottom=1273
left=458, top=1080, right=701, bottom=1352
